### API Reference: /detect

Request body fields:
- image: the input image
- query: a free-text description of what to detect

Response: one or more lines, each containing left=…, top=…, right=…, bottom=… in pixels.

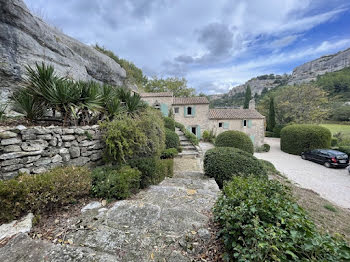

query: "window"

left=187, top=107, right=192, bottom=115
left=243, top=119, right=247, bottom=127
left=219, top=122, right=223, bottom=128
left=191, top=126, right=197, bottom=135
left=174, top=107, right=179, bottom=113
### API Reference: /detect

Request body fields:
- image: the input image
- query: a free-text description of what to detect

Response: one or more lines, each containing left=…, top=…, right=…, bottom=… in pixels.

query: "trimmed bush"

left=255, top=143, right=270, bottom=152
left=215, top=130, right=254, bottom=154
left=280, top=124, right=331, bottom=155
left=0, top=167, right=91, bottom=224
left=164, top=117, right=175, bottom=131
left=128, top=157, right=173, bottom=188
left=204, top=147, right=267, bottom=188
left=165, top=128, right=180, bottom=149
left=161, top=148, right=178, bottom=159
left=272, top=124, right=286, bottom=138
left=258, top=159, right=278, bottom=175
left=91, top=165, right=140, bottom=200
left=339, top=146, right=350, bottom=156
left=214, top=176, right=350, bottom=261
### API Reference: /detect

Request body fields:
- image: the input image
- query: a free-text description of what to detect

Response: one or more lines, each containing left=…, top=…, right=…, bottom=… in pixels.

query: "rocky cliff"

left=288, top=47, right=350, bottom=84
left=222, top=47, right=350, bottom=97
left=0, top=0, right=127, bottom=104
left=228, top=74, right=290, bottom=96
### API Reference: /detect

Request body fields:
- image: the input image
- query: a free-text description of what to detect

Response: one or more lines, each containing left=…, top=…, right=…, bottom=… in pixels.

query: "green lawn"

left=320, top=124, right=350, bottom=139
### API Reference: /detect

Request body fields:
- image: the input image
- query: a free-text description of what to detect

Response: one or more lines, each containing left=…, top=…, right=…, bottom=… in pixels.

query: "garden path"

left=0, top=158, right=219, bottom=261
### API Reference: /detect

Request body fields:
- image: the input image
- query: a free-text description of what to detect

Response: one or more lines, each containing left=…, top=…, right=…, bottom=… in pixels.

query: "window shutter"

left=160, top=104, right=168, bottom=117
left=248, top=119, right=252, bottom=128
left=250, top=135, right=255, bottom=144
left=184, top=106, right=187, bottom=116
left=187, top=126, right=191, bottom=132
left=223, top=122, right=229, bottom=129
left=193, top=106, right=196, bottom=116
left=197, top=125, right=201, bottom=139
left=242, top=120, right=244, bottom=127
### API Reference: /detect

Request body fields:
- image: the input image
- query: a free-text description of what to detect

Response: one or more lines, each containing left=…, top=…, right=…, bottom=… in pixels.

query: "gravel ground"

left=255, top=138, right=350, bottom=209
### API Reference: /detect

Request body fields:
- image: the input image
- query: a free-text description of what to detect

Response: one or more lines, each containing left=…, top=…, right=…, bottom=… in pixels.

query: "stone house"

left=141, top=92, right=265, bottom=146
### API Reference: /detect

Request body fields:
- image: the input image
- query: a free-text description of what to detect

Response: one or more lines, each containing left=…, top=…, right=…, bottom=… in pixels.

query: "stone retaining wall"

left=0, top=125, right=104, bottom=180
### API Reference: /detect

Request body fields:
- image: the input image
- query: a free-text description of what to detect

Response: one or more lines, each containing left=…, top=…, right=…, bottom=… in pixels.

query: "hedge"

left=280, top=124, right=331, bottom=155
left=215, top=130, right=254, bottom=154
left=338, top=146, right=350, bottom=156
left=204, top=147, right=267, bottom=188
left=0, top=167, right=91, bottom=224
left=165, top=128, right=180, bottom=149
left=164, top=117, right=175, bottom=131
left=91, top=165, right=141, bottom=200
left=214, top=176, right=350, bottom=261
left=128, top=157, right=174, bottom=188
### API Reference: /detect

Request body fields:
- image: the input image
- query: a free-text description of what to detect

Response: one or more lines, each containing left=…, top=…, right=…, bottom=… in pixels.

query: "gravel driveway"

left=255, top=138, right=350, bottom=209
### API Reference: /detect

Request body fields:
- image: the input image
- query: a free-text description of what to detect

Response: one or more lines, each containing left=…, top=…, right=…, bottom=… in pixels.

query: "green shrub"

left=165, top=129, right=180, bottom=149
left=91, top=165, right=140, bottom=200
left=128, top=157, right=157, bottom=188
left=258, top=159, right=278, bottom=175
left=280, top=124, right=331, bottom=155
left=164, top=117, right=175, bottom=131
left=0, top=167, right=91, bottom=224
left=331, top=137, right=338, bottom=147
left=255, top=143, right=270, bottom=152
left=101, top=108, right=165, bottom=163
left=161, top=148, right=178, bottom=159
left=214, top=176, right=350, bottom=261
left=338, top=146, right=350, bottom=156
left=215, top=130, right=254, bottom=154
left=202, top=129, right=216, bottom=143
left=204, top=147, right=267, bottom=188
left=272, top=124, right=285, bottom=138
left=265, top=131, right=276, bottom=137
left=161, top=159, right=174, bottom=178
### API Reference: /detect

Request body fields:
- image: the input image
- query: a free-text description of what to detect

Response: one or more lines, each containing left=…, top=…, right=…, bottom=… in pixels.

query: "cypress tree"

left=267, top=96, right=276, bottom=131
left=243, top=85, right=252, bottom=109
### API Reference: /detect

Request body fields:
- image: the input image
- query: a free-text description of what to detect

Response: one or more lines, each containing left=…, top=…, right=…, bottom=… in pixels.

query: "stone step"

left=178, top=151, right=200, bottom=159
left=181, top=145, right=196, bottom=150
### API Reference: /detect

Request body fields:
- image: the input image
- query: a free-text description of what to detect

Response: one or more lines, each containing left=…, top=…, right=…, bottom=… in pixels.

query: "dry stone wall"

left=0, top=125, right=104, bottom=180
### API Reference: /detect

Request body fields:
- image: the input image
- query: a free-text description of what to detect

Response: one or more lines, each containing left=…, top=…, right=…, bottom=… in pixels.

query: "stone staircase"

left=176, top=128, right=200, bottom=158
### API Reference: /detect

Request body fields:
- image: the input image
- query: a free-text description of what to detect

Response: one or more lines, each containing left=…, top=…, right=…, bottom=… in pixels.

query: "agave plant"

left=124, top=93, right=147, bottom=115
left=10, top=89, right=45, bottom=121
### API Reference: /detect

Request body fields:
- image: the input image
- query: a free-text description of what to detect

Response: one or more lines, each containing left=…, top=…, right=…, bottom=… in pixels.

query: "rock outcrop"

left=288, top=47, right=350, bottom=84
left=0, top=0, right=127, bottom=104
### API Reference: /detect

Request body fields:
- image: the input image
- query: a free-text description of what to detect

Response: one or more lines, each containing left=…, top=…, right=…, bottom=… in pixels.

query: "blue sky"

left=23, top=0, right=350, bottom=94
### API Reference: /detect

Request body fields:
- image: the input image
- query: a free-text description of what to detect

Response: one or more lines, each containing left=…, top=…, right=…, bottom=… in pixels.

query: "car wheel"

left=324, top=162, right=331, bottom=168
left=301, top=154, right=306, bottom=160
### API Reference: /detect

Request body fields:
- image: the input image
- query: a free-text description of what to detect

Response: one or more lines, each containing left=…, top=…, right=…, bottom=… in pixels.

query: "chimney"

left=249, top=99, right=255, bottom=110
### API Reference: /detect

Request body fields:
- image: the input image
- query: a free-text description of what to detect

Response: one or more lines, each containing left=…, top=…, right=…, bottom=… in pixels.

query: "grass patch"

left=320, top=123, right=350, bottom=140
left=324, top=204, right=338, bottom=213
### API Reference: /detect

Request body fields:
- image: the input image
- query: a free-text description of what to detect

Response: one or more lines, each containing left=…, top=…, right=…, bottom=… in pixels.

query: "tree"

left=267, top=97, right=276, bottom=131
left=243, top=85, right=252, bottom=109
left=144, top=77, right=195, bottom=97
left=94, top=44, right=148, bottom=89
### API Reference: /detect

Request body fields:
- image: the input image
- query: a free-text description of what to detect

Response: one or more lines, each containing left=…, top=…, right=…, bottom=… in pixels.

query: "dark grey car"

left=301, top=149, right=349, bottom=168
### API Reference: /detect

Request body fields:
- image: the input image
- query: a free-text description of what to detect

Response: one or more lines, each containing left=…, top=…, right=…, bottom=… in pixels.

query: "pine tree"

left=243, top=85, right=252, bottom=109
left=267, top=96, right=276, bottom=131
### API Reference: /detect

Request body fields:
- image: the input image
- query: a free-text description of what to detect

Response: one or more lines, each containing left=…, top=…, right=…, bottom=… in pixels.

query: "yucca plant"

left=10, top=89, right=45, bottom=121
left=124, top=93, right=147, bottom=115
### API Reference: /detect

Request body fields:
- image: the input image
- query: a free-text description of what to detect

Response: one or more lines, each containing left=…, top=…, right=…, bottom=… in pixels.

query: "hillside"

left=0, top=0, right=128, bottom=105
left=211, top=47, right=350, bottom=106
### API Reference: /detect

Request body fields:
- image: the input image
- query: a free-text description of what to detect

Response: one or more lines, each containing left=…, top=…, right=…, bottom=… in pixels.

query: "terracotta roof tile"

left=173, top=97, right=209, bottom=105
left=209, top=109, right=265, bottom=119
left=140, top=92, right=173, bottom=97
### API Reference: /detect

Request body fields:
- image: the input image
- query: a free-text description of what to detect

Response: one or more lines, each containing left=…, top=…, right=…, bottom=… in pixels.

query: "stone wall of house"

left=209, top=119, right=265, bottom=147
left=0, top=125, right=104, bottom=180
left=173, top=104, right=210, bottom=138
